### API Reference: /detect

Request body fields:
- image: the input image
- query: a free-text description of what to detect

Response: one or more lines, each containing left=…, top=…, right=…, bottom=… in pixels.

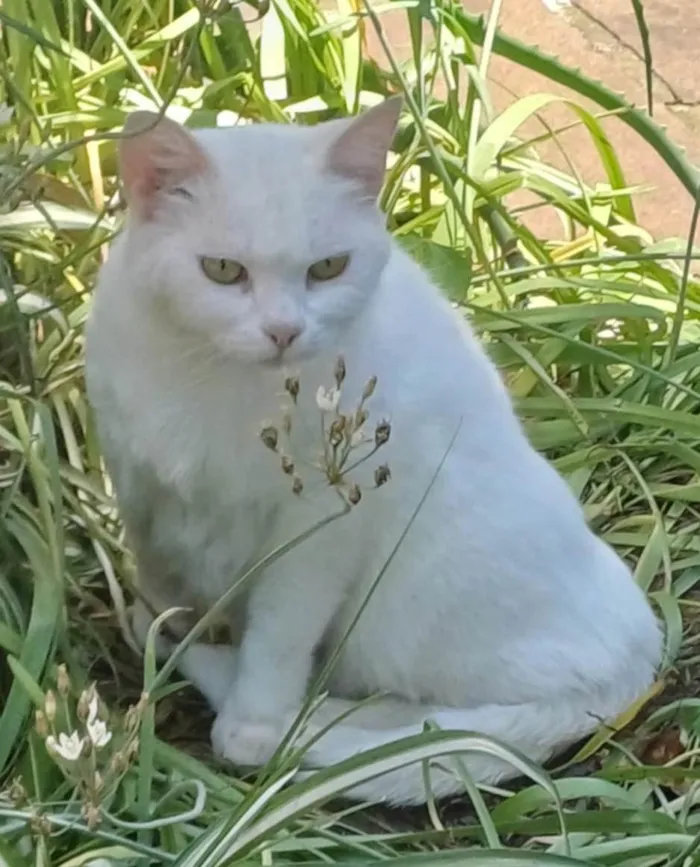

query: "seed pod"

left=374, top=464, right=391, bottom=487
left=260, top=424, right=279, bottom=451
left=374, top=420, right=391, bottom=448
left=348, top=483, right=362, bottom=506
left=8, top=777, right=27, bottom=806
left=30, top=813, right=52, bottom=837
left=284, top=374, right=300, bottom=403
left=329, top=416, right=345, bottom=447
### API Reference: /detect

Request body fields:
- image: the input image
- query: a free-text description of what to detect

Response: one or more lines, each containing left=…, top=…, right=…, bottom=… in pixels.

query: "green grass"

left=2, top=0, right=700, bottom=864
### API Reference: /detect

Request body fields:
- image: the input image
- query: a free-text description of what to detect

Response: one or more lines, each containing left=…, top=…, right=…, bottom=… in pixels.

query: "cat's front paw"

left=211, top=711, right=286, bottom=767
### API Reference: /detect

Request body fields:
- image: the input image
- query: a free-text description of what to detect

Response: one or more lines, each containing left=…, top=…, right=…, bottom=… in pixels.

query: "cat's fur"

left=86, top=100, right=662, bottom=805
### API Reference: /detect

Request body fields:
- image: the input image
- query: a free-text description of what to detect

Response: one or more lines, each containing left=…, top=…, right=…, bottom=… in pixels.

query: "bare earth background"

left=370, top=0, right=699, bottom=242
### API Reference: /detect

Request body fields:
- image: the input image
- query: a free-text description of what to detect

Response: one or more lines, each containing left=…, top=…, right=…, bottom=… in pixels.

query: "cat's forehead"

left=195, top=123, right=325, bottom=189
left=191, top=123, right=350, bottom=259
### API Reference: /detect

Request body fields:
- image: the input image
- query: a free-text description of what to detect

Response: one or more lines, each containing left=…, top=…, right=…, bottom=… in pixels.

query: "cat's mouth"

left=258, top=343, right=313, bottom=367
left=261, top=356, right=284, bottom=369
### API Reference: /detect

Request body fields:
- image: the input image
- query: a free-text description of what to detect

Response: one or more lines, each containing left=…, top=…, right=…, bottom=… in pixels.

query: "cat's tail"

left=297, top=682, right=647, bottom=805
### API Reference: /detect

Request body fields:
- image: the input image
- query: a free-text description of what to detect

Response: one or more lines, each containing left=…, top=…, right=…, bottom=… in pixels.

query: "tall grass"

left=1, top=0, right=700, bottom=864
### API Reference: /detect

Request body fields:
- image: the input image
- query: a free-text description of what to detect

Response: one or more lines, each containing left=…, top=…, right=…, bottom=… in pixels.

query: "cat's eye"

left=308, top=255, right=350, bottom=283
left=200, top=256, right=247, bottom=285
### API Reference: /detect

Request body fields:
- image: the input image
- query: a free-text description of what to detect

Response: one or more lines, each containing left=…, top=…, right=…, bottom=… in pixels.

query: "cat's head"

left=117, top=99, right=401, bottom=365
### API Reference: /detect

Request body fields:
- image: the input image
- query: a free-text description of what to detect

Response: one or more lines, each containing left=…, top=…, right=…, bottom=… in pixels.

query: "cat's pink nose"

left=264, top=324, right=302, bottom=350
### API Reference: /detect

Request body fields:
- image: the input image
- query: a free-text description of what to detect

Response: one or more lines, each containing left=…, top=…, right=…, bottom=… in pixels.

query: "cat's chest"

left=116, top=448, right=280, bottom=601
left=102, top=392, right=286, bottom=592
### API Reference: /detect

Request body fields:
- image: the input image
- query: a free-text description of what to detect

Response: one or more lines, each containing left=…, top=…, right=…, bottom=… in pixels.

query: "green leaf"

left=399, top=235, right=473, bottom=301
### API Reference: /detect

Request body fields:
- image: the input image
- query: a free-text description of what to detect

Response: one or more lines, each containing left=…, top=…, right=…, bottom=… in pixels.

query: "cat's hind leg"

left=294, top=677, right=654, bottom=805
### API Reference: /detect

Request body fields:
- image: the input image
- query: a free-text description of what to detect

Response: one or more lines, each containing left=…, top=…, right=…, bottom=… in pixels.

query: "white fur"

left=86, top=108, right=662, bottom=805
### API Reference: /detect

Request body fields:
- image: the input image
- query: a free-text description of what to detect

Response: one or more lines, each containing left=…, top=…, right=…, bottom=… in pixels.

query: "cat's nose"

left=264, top=324, right=303, bottom=350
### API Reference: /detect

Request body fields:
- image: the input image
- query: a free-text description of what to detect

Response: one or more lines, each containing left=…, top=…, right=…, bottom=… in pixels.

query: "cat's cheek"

left=165, top=289, right=266, bottom=361
left=307, top=282, right=372, bottom=333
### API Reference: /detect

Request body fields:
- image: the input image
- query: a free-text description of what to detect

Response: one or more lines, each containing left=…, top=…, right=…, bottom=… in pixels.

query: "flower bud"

left=57, top=664, right=71, bottom=697
left=354, top=408, right=369, bottom=430
left=334, top=355, right=346, bottom=388
left=362, top=376, right=377, bottom=401
left=30, top=813, right=52, bottom=837
left=111, top=751, right=129, bottom=774
left=77, top=689, right=91, bottom=722
left=44, top=691, right=57, bottom=723
left=8, top=777, right=27, bottom=806
left=35, top=710, right=49, bottom=738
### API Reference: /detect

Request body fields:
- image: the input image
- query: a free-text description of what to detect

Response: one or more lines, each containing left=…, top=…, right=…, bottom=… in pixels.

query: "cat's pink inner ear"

left=327, top=97, right=402, bottom=199
left=119, top=111, right=208, bottom=218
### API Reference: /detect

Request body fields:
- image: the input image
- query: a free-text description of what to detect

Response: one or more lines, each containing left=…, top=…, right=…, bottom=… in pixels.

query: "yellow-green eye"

left=200, top=257, right=247, bottom=285
left=308, top=255, right=349, bottom=282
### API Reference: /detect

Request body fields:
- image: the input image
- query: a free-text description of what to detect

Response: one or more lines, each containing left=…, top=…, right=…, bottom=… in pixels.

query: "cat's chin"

left=228, top=349, right=308, bottom=369
left=258, top=355, right=286, bottom=370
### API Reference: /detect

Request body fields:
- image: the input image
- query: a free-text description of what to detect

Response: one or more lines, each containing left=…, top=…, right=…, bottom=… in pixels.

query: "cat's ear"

left=119, top=111, right=209, bottom=218
left=326, top=97, right=402, bottom=199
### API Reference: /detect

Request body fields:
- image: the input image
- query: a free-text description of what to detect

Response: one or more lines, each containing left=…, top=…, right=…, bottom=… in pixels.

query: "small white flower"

left=315, top=386, right=340, bottom=413
left=46, top=731, right=84, bottom=761
left=87, top=718, right=112, bottom=749
left=86, top=696, right=112, bottom=748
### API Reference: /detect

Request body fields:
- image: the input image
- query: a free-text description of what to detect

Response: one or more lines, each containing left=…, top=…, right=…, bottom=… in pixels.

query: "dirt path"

left=374, top=0, right=699, bottom=242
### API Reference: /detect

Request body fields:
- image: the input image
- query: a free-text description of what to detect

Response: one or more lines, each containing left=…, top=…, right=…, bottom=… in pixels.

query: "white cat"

left=86, top=99, right=662, bottom=805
